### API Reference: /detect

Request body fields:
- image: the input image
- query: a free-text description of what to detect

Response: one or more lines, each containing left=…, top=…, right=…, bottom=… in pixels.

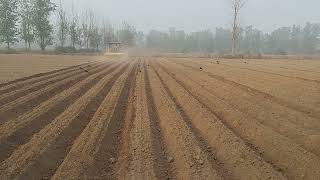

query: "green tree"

left=0, top=0, right=19, bottom=49
left=20, top=0, right=34, bottom=50
left=32, top=0, right=56, bottom=50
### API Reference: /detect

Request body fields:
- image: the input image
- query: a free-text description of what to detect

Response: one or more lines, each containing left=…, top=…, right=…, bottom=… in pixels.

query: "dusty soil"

left=0, top=54, right=105, bottom=83
left=0, top=56, right=319, bottom=180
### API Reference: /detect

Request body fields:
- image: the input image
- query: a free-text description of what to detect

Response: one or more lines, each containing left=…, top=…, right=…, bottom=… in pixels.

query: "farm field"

left=0, top=54, right=102, bottom=83
left=0, top=55, right=320, bottom=179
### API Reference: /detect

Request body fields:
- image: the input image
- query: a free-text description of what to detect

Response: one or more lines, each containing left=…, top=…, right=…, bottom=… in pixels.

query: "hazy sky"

left=58, top=0, right=320, bottom=32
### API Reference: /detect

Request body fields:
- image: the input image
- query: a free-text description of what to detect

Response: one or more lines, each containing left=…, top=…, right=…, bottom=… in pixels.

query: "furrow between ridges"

left=151, top=64, right=227, bottom=179
left=0, top=62, right=130, bottom=179
left=116, top=59, right=157, bottom=179
left=146, top=60, right=223, bottom=179
left=51, top=60, right=136, bottom=179
left=160, top=60, right=320, bottom=156
left=157, top=61, right=320, bottom=180
left=0, top=61, right=118, bottom=123
left=143, top=60, right=175, bottom=180
left=0, top=62, right=104, bottom=105
left=154, top=61, right=287, bottom=180
left=0, top=61, right=124, bottom=163
left=170, top=60, right=320, bottom=120
left=0, top=61, right=98, bottom=91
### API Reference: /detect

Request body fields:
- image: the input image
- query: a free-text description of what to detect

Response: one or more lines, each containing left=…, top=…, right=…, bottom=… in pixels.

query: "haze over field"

left=1, top=0, right=320, bottom=179
left=1, top=0, right=320, bottom=54
left=57, top=0, right=320, bottom=32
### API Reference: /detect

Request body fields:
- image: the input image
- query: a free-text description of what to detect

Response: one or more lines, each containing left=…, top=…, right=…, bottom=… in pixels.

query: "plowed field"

left=0, top=54, right=101, bottom=83
left=0, top=56, right=320, bottom=180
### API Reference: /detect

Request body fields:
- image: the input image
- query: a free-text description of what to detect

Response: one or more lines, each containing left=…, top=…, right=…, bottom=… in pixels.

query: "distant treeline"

left=145, top=25, right=320, bottom=55
left=1, top=0, right=320, bottom=55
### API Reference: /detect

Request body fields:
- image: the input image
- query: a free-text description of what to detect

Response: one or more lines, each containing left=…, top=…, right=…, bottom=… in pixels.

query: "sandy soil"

left=0, top=56, right=319, bottom=180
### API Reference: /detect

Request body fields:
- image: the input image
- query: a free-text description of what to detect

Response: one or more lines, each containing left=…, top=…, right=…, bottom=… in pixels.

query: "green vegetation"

left=0, top=0, right=19, bottom=49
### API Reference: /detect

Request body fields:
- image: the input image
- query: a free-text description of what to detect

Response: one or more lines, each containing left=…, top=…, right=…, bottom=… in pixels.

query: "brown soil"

left=0, top=54, right=104, bottom=84
left=0, top=56, right=319, bottom=180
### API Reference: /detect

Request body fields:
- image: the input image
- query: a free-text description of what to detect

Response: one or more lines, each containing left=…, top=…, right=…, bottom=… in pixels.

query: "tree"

left=193, top=30, right=215, bottom=53
left=145, top=30, right=170, bottom=51
left=32, top=0, right=56, bottom=50
left=87, top=11, right=97, bottom=49
left=135, top=31, right=144, bottom=48
left=267, top=27, right=291, bottom=54
left=76, top=22, right=82, bottom=48
left=69, top=5, right=79, bottom=49
left=81, top=11, right=90, bottom=49
left=215, top=27, right=232, bottom=54
left=89, top=25, right=102, bottom=50
left=302, top=22, right=320, bottom=54
left=101, top=20, right=114, bottom=50
left=290, top=25, right=303, bottom=53
left=231, top=0, right=245, bottom=55
left=167, top=28, right=186, bottom=52
left=240, top=26, right=263, bottom=54
left=57, top=0, right=68, bottom=47
left=0, top=0, right=19, bottom=49
left=69, top=15, right=79, bottom=49
left=20, top=0, right=34, bottom=50
left=118, top=21, right=136, bottom=47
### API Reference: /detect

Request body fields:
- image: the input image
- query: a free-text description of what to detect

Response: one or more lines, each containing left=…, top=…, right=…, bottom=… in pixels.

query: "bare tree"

left=69, top=4, right=79, bottom=49
left=57, top=0, right=68, bottom=47
left=231, top=0, right=245, bottom=55
left=88, top=11, right=96, bottom=49
left=118, top=21, right=136, bottom=47
left=101, top=20, right=114, bottom=50
left=81, top=11, right=90, bottom=49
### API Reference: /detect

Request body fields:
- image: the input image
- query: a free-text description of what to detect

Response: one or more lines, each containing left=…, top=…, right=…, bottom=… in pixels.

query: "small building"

left=108, top=42, right=121, bottom=53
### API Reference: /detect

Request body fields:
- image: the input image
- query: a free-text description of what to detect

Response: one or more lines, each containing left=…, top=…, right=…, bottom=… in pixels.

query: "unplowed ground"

left=0, top=56, right=320, bottom=180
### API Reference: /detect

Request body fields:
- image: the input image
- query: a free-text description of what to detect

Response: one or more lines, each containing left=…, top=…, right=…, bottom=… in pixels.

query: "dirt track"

left=0, top=56, right=320, bottom=179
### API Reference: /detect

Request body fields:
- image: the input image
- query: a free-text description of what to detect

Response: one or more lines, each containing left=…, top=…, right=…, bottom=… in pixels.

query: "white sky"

left=57, top=0, right=320, bottom=32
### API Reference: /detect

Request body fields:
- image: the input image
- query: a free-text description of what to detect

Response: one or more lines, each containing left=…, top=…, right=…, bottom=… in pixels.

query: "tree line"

left=144, top=23, right=320, bottom=55
left=1, top=0, right=320, bottom=55
left=55, top=4, right=137, bottom=53
left=0, top=0, right=137, bottom=52
left=0, top=0, right=56, bottom=50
